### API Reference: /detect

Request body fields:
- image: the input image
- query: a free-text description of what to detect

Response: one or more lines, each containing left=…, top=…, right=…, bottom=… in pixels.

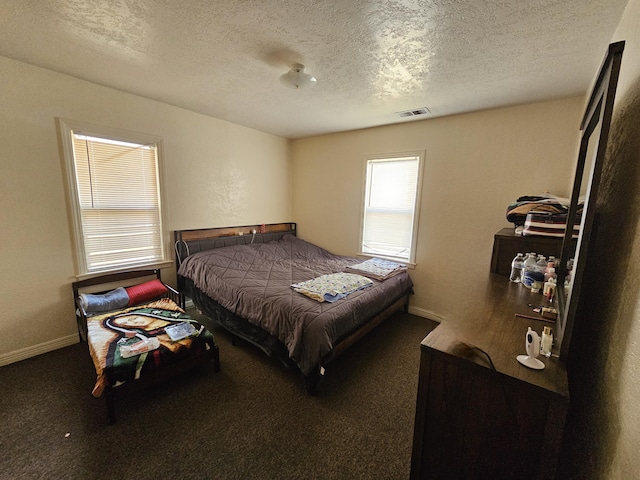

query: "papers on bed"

left=344, top=257, right=407, bottom=281
left=291, top=272, right=373, bottom=303
left=165, top=321, right=199, bottom=341
left=118, top=337, right=161, bottom=359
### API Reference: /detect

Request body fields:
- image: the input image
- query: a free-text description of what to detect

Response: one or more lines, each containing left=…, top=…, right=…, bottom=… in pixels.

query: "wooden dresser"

left=490, top=227, right=565, bottom=276
left=410, top=274, right=569, bottom=479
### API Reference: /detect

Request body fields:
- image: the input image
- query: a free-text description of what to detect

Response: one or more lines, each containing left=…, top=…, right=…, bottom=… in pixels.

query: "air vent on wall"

left=396, top=107, right=431, bottom=118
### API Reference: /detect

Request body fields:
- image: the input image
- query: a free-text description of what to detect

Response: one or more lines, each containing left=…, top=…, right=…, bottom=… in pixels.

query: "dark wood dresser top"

left=423, top=273, right=569, bottom=400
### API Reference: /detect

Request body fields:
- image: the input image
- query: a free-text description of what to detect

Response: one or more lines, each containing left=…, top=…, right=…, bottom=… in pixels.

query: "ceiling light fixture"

left=280, top=63, right=317, bottom=89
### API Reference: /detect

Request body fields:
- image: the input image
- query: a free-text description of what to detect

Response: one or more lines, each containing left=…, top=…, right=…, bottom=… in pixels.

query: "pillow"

left=79, top=287, right=129, bottom=314
left=125, top=279, right=168, bottom=306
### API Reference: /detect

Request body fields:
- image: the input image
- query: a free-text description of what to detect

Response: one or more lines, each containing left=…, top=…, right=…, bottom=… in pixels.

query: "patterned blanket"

left=291, top=272, right=373, bottom=302
left=86, top=298, right=216, bottom=397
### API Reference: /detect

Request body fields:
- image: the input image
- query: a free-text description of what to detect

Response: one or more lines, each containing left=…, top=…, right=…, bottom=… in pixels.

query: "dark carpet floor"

left=0, top=311, right=437, bottom=480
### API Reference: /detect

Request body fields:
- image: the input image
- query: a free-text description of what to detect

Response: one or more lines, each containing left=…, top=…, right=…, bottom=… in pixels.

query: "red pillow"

left=125, top=279, right=168, bottom=306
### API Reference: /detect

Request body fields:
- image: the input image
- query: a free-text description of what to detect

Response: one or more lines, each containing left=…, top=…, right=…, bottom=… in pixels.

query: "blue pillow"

left=79, top=287, right=129, bottom=314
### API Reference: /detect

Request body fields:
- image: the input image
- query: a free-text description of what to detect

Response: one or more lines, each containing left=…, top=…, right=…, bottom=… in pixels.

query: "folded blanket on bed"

left=291, top=272, right=373, bottom=303
left=345, top=258, right=407, bottom=281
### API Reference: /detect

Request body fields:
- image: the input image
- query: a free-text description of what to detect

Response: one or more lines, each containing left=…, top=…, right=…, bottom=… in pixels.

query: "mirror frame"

left=556, top=41, right=625, bottom=360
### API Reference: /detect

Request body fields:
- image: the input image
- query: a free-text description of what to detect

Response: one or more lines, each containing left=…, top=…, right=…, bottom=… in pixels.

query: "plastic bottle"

left=521, top=253, right=538, bottom=288
left=529, top=254, right=548, bottom=292
left=519, top=253, right=529, bottom=283
left=544, top=267, right=557, bottom=283
left=543, top=277, right=557, bottom=300
left=540, top=326, right=553, bottom=357
left=510, top=253, right=524, bottom=283
left=519, top=253, right=530, bottom=280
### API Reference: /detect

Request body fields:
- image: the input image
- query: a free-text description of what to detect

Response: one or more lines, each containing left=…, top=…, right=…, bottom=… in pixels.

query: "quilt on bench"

left=86, top=297, right=216, bottom=397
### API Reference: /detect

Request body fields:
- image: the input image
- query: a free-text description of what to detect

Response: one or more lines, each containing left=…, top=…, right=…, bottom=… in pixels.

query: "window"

left=59, top=119, right=167, bottom=275
left=360, top=151, right=423, bottom=263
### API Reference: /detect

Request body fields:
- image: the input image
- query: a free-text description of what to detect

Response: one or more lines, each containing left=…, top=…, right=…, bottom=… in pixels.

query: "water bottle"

left=510, top=253, right=524, bottom=283
left=522, top=252, right=538, bottom=288
left=520, top=253, right=532, bottom=283
left=536, top=255, right=547, bottom=274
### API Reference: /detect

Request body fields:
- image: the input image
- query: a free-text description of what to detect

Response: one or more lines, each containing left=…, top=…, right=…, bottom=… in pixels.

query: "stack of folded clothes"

left=345, top=257, right=407, bottom=281
left=506, top=193, right=572, bottom=227
left=505, top=193, right=583, bottom=237
left=523, top=212, right=581, bottom=238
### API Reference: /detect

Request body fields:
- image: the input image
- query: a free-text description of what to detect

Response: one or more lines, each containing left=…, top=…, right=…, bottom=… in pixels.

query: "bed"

left=174, top=223, right=414, bottom=393
left=72, top=269, right=220, bottom=424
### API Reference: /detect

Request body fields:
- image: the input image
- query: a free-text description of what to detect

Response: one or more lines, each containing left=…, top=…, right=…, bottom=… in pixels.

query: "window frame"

left=358, top=150, right=424, bottom=265
left=58, top=118, right=171, bottom=277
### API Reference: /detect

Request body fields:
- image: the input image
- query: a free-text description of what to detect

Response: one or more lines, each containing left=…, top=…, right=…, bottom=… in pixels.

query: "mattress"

left=177, top=234, right=413, bottom=375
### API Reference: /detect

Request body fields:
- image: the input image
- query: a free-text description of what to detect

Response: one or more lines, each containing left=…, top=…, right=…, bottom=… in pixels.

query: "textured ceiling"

left=0, top=0, right=629, bottom=139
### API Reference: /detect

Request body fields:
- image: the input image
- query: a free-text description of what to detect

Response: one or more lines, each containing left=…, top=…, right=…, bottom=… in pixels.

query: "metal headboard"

left=173, top=222, right=297, bottom=268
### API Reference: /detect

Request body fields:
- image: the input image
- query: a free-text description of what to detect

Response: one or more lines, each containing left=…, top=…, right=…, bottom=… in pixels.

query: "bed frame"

left=73, top=269, right=220, bottom=424
left=174, top=223, right=412, bottom=393
left=174, top=222, right=298, bottom=277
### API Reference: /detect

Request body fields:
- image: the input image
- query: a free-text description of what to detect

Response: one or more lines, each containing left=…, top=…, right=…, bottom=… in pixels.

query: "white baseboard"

left=407, top=305, right=444, bottom=323
left=0, top=334, right=79, bottom=367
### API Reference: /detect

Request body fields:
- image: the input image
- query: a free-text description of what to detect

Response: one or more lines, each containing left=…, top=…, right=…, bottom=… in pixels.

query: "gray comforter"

left=177, top=235, right=413, bottom=375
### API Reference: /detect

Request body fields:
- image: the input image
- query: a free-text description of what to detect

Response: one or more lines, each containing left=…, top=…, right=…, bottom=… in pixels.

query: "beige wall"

left=0, top=56, right=290, bottom=364
left=291, top=97, right=584, bottom=321
left=559, top=0, right=640, bottom=478
left=0, top=55, right=584, bottom=364
left=608, top=7, right=640, bottom=475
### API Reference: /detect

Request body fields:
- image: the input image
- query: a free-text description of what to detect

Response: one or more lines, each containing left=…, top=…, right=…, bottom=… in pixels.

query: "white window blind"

left=71, top=133, right=164, bottom=273
left=361, top=154, right=422, bottom=262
